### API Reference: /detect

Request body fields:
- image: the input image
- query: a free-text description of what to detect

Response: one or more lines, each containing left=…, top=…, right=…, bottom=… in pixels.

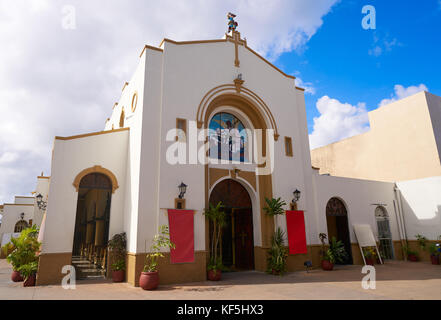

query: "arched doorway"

left=72, top=172, right=112, bottom=276
left=14, top=220, right=28, bottom=233
left=326, top=197, right=353, bottom=264
left=375, top=206, right=394, bottom=259
left=209, top=179, right=254, bottom=270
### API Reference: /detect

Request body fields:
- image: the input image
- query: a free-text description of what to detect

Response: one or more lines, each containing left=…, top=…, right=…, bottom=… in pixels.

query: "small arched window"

left=209, top=112, right=248, bottom=163
left=14, top=220, right=28, bottom=233
left=119, top=108, right=125, bottom=128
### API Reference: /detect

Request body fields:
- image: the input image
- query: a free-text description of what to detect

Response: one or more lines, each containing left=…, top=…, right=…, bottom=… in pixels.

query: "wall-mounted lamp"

left=290, top=189, right=301, bottom=210
left=20, top=212, right=25, bottom=220
left=36, top=193, right=47, bottom=211
left=178, top=182, right=187, bottom=199
left=292, top=189, right=301, bottom=204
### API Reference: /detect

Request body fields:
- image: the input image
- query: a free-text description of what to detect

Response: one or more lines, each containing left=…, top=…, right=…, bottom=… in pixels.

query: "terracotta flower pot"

left=321, top=260, right=334, bottom=271
left=11, top=271, right=24, bottom=282
left=431, top=255, right=440, bottom=265
left=23, top=274, right=36, bottom=287
left=207, top=269, right=222, bottom=281
left=139, top=271, right=159, bottom=290
left=408, top=254, right=418, bottom=262
left=365, top=258, right=375, bottom=266
left=112, top=270, right=125, bottom=282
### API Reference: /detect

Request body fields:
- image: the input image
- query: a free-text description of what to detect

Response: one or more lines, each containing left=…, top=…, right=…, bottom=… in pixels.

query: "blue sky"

left=275, top=0, right=441, bottom=133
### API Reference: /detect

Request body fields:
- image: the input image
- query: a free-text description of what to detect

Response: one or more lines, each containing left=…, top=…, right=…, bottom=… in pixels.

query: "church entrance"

left=209, top=179, right=254, bottom=270
left=326, top=197, right=353, bottom=264
left=72, top=173, right=112, bottom=279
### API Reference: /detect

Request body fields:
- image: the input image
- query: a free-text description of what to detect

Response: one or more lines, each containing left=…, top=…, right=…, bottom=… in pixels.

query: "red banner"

left=167, top=209, right=195, bottom=264
left=286, top=210, right=307, bottom=255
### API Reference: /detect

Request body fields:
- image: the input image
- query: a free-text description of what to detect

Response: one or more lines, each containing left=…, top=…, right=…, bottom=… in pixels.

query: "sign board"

left=353, top=224, right=383, bottom=265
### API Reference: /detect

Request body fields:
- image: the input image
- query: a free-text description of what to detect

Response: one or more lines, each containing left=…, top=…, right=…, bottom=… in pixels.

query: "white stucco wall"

left=396, top=175, right=441, bottom=240
left=41, top=130, right=129, bottom=254
left=313, top=173, right=400, bottom=245
left=0, top=204, right=34, bottom=240
left=146, top=38, right=317, bottom=252
left=14, top=196, right=34, bottom=205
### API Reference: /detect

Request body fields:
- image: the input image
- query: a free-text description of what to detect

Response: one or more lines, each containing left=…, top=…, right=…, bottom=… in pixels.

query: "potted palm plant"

left=108, top=232, right=127, bottom=282
left=263, top=197, right=287, bottom=231
left=6, top=225, right=40, bottom=285
left=362, top=247, right=376, bottom=266
left=319, top=233, right=348, bottom=271
left=263, top=197, right=287, bottom=217
left=428, top=243, right=440, bottom=265
left=19, top=261, right=38, bottom=287
left=403, top=244, right=418, bottom=261
left=139, top=225, right=175, bottom=290
left=267, top=227, right=288, bottom=275
left=203, top=201, right=226, bottom=281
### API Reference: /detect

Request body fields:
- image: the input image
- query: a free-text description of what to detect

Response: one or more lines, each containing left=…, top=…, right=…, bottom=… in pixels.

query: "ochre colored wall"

left=311, top=92, right=441, bottom=182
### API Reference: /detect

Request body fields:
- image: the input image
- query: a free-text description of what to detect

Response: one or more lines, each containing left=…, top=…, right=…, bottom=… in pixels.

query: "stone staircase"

left=72, top=256, right=106, bottom=280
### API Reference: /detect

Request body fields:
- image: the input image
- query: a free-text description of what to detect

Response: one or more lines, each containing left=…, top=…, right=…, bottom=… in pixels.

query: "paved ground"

left=1, top=259, right=440, bottom=300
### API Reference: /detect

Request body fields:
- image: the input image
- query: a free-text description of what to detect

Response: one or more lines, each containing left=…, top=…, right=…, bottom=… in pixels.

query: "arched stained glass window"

left=209, top=112, right=248, bottom=163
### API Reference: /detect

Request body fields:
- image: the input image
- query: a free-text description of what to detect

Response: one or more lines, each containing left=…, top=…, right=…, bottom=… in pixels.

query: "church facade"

left=31, top=30, right=440, bottom=286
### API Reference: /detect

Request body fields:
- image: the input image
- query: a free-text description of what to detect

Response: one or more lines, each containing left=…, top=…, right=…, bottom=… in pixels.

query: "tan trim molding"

left=72, top=165, right=119, bottom=193
left=157, top=36, right=295, bottom=80
left=121, top=82, right=129, bottom=92
left=3, top=203, right=34, bottom=207
left=197, top=83, right=279, bottom=140
left=131, top=91, right=138, bottom=113
left=139, top=44, right=164, bottom=57
left=55, top=127, right=129, bottom=141
left=295, top=86, right=305, bottom=91
left=15, top=196, right=34, bottom=198
left=37, top=176, right=50, bottom=179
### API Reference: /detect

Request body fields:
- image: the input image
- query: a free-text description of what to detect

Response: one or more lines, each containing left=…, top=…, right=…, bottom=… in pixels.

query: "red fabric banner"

left=286, top=210, right=307, bottom=255
left=168, top=209, right=195, bottom=264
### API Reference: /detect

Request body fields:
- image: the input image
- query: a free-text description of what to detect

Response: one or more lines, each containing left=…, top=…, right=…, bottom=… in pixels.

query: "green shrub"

left=6, top=225, right=40, bottom=278
left=267, top=228, right=288, bottom=275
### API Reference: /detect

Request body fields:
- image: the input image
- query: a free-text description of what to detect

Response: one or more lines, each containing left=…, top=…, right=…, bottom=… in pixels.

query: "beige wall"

left=311, top=91, right=441, bottom=182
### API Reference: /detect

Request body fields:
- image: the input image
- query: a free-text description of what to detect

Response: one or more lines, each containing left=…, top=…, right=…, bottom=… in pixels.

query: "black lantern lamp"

left=36, top=193, right=47, bottom=211
left=178, top=182, right=187, bottom=199
left=292, top=189, right=301, bottom=204
left=20, top=212, right=25, bottom=220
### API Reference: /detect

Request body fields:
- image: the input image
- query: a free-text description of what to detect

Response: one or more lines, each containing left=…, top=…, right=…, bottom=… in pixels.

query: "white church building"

left=2, top=27, right=439, bottom=287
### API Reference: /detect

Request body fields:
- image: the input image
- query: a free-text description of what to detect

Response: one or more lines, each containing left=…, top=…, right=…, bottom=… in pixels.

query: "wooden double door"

left=220, top=208, right=254, bottom=270
left=210, top=179, right=254, bottom=270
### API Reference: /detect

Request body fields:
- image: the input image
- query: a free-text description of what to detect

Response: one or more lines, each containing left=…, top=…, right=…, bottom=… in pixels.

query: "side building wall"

left=311, top=91, right=441, bottom=182
left=37, top=129, right=129, bottom=285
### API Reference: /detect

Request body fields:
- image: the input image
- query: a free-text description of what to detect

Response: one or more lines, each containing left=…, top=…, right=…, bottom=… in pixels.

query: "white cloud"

left=379, top=84, right=428, bottom=107
left=309, top=84, right=429, bottom=149
left=369, top=33, right=400, bottom=57
left=309, top=96, right=369, bottom=149
left=0, top=0, right=339, bottom=203
left=295, top=77, right=316, bottom=95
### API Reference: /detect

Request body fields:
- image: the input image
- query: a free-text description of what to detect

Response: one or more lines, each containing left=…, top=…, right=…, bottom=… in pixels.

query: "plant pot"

left=408, top=254, right=418, bottom=262
left=112, top=270, right=125, bottom=282
left=139, top=271, right=159, bottom=290
left=207, top=269, right=222, bottom=281
left=365, top=258, right=375, bottom=266
left=271, top=269, right=280, bottom=275
left=23, top=274, right=36, bottom=287
left=431, top=255, right=440, bottom=265
left=11, top=271, right=24, bottom=282
left=321, top=260, right=334, bottom=271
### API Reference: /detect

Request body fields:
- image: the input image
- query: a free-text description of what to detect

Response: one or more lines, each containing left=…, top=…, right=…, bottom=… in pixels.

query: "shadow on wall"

left=397, top=177, right=441, bottom=242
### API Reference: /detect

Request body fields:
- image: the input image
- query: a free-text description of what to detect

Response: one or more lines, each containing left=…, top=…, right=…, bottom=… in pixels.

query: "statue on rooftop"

left=227, top=12, right=238, bottom=33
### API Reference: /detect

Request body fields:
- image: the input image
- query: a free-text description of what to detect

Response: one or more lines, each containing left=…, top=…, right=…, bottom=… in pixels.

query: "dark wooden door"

left=234, top=208, right=254, bottom=270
